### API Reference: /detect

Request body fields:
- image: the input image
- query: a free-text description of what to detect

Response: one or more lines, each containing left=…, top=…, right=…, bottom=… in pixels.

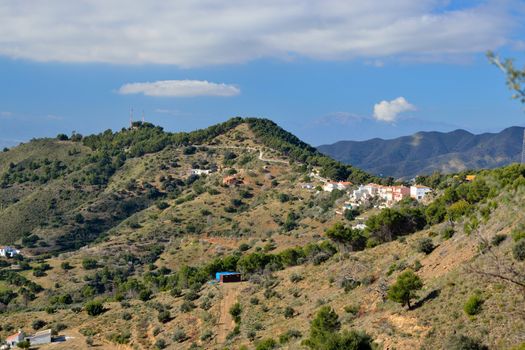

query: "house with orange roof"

left=6, top=330, right=25, bottom=347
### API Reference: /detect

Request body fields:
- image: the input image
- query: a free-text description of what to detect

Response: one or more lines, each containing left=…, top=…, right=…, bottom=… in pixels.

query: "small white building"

left=410, top=185, right=432, bottom=200
left=29, top=329, right=52, bottom=345
left=352, top=223, right=367, bottom=230
left=301, top=183, right=314, bottom=190
left=0, top=246, right=20, bottom=258
left=190, top=169, right=212, bottom=176
left=323, top=181, right=352, bottom=192
left=6, top=330, right=25, bottom=347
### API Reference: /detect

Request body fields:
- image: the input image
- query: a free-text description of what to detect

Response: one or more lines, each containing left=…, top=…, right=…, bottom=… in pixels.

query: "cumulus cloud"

left=0, top=1, right=517, bottom=66
left=118, top=80, right=240, bottom=97
left=373, top=97, right=416, bottom=122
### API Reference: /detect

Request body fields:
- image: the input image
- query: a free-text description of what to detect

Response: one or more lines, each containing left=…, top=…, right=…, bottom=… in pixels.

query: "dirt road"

left=216, top=282, right=245, bottom=344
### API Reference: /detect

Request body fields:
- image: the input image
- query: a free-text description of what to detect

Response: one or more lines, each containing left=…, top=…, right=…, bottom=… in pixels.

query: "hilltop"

left=0, top=118, right=523, bottom=350
left=0, top=118, right=372, bottom=251
left=318, top=126, right=525, bottom=179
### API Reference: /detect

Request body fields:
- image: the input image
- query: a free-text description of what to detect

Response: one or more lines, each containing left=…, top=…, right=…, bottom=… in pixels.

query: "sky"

left=1, top=0, right=525, bottom=148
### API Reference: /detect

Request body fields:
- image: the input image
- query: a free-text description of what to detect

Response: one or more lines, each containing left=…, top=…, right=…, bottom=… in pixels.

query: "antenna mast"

left=521, top=129, right=525, bottom=165
left=142, top=110, right=145, bottom=123
left=129, top=107, right=134, bottom=128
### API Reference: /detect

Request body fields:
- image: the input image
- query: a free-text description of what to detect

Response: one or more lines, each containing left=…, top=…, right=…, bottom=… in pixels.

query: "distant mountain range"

left=318, top=126, right=524, bottom=179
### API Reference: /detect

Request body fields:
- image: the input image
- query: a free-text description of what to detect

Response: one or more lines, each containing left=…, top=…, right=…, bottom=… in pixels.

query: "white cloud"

left=373, top=97, right=416, bottom=122
left=0, top=111, right=13, bottom=118
left=0, top=1, right=517, bottom=66
left=118, top=80, right=240, bottom=97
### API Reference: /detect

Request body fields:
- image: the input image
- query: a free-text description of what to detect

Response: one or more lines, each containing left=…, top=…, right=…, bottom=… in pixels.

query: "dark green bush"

left=417, top=238, right=435, bottom=254
left=464, top=294, right=484, bottom=316
left=513, top=239, right=525, bottom=261
left=445, top=334, right=488, bottom=350
left=85, top=300, right=104, bottom=316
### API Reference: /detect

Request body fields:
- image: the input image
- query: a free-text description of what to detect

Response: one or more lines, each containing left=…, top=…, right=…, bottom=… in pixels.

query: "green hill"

left=0, top=119, right=523, bottom=350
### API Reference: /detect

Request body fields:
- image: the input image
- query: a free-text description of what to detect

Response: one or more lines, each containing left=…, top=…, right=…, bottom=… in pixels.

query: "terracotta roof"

left=6, top=331, right=22, bottom=341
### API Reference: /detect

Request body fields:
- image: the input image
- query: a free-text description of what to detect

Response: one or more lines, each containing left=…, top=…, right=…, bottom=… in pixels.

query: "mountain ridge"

left=318, top=126, right=524, bottom=179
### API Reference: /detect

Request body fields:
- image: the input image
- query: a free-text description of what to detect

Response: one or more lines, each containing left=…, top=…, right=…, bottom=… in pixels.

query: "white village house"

left=410, top=185, right=432, bottom=200
left=0, top=246, right=20, bottom=258
left=190, top=169, right=213, bottom=176
left=5, top=330, right=24, bottom=347
left=323, top=181, right=352, bottom=192
left=4, top=329, right=52, bottom=348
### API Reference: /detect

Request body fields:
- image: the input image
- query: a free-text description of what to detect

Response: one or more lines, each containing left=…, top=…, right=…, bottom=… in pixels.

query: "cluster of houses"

left=348, top=183, right=432, bottom=208
left=0, top=246, right=20, bottom=258
left=4, top=329, right=52, bottom=348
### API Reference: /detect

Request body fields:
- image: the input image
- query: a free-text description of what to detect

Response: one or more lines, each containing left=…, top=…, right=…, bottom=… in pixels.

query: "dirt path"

left=195, top=145, right=289, bottom=165
left=216, top=282, right=245, bottom=344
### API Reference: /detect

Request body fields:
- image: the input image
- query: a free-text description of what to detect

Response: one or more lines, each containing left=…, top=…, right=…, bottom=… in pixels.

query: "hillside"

left=0, top=119, right=523, bottom=350
left=0, top=118, right=372, bottom=250
left=318, top=126, right=524, bottom=179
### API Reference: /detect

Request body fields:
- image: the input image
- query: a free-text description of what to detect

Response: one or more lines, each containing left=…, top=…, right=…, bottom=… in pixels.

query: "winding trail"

left=195, top=145, right=289, bottom=165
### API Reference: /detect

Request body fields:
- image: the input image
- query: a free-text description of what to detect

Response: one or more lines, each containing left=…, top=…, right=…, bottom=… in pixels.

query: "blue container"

left=215, top=272, right=240, bottom=281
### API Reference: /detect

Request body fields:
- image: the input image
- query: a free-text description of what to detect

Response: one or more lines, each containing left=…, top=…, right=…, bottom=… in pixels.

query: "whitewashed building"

left=29, top=329, right=52, bottom=345
left=6, top=330, right=25, bottom=347
left=323, top=181, right=352, bottom=192
left=0, top=246, right=20, bottom=258
left=190, top=169, right=213, bottom=176
left=410, top=185, right=432, bottom=200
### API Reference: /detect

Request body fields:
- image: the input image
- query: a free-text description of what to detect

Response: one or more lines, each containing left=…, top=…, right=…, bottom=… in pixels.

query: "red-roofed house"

left=6, top=330, right=25, bottom=347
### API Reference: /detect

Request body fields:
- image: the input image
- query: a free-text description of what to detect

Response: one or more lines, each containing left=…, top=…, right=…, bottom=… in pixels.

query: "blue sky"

left=1, top=0, right=524, bottom=148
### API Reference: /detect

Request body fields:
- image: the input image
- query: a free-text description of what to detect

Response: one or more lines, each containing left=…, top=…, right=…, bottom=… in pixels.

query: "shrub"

left=158, top=310, right=171, bottom=323
left=229, top=302, right=242, bottom=323
left=279, top=329, right=302, bottom=344
left=445, top=334, right=488, bottom=350
left=85, top=300, right=104, bottom=316
left=16, top=340, right=30, bottom=349
left=491, top=234, right=507, bottom=246
left=284, top=306, right=295, bottom=318
left=139, top=289, right=152, bottom=301
left=60, top=261, right=73, bottom=270
left=107, top=331, right=131, bottom=344
left=464, top=294, right=484, bottom=316
left=441, top=227, right=455, bottom=240
left=180, top=301, right=195, bottom=313
left=122, top=312, right=132, bottom=321
left=200, top=330, right=214, bottom=342
left=172, top=328, right=187, bottom=342
left=32, top=319, right=47, bottom=330
left=341, top=277, right=360, bottom=292
left=417, top=238, right=435, bottom=254
left=290, top=273, right=304, bottom=283
left=239, top=243, right=251, bottom=252
left=51, top=323, right=67, bottom=335
left=256, top=338, right=278, bottom=350
left=82, top=258, right=98, bottom=270
left=511, top=227, right=525, bottom=241
left=513, top=239, right=525, bottom=261
left=156, top=202, right=169, bottom=210
left=154, top=339, right=167, bottom=349
left=304, top=306, right=373, bottom=350
left=387, top=270, right=423, bottom=309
